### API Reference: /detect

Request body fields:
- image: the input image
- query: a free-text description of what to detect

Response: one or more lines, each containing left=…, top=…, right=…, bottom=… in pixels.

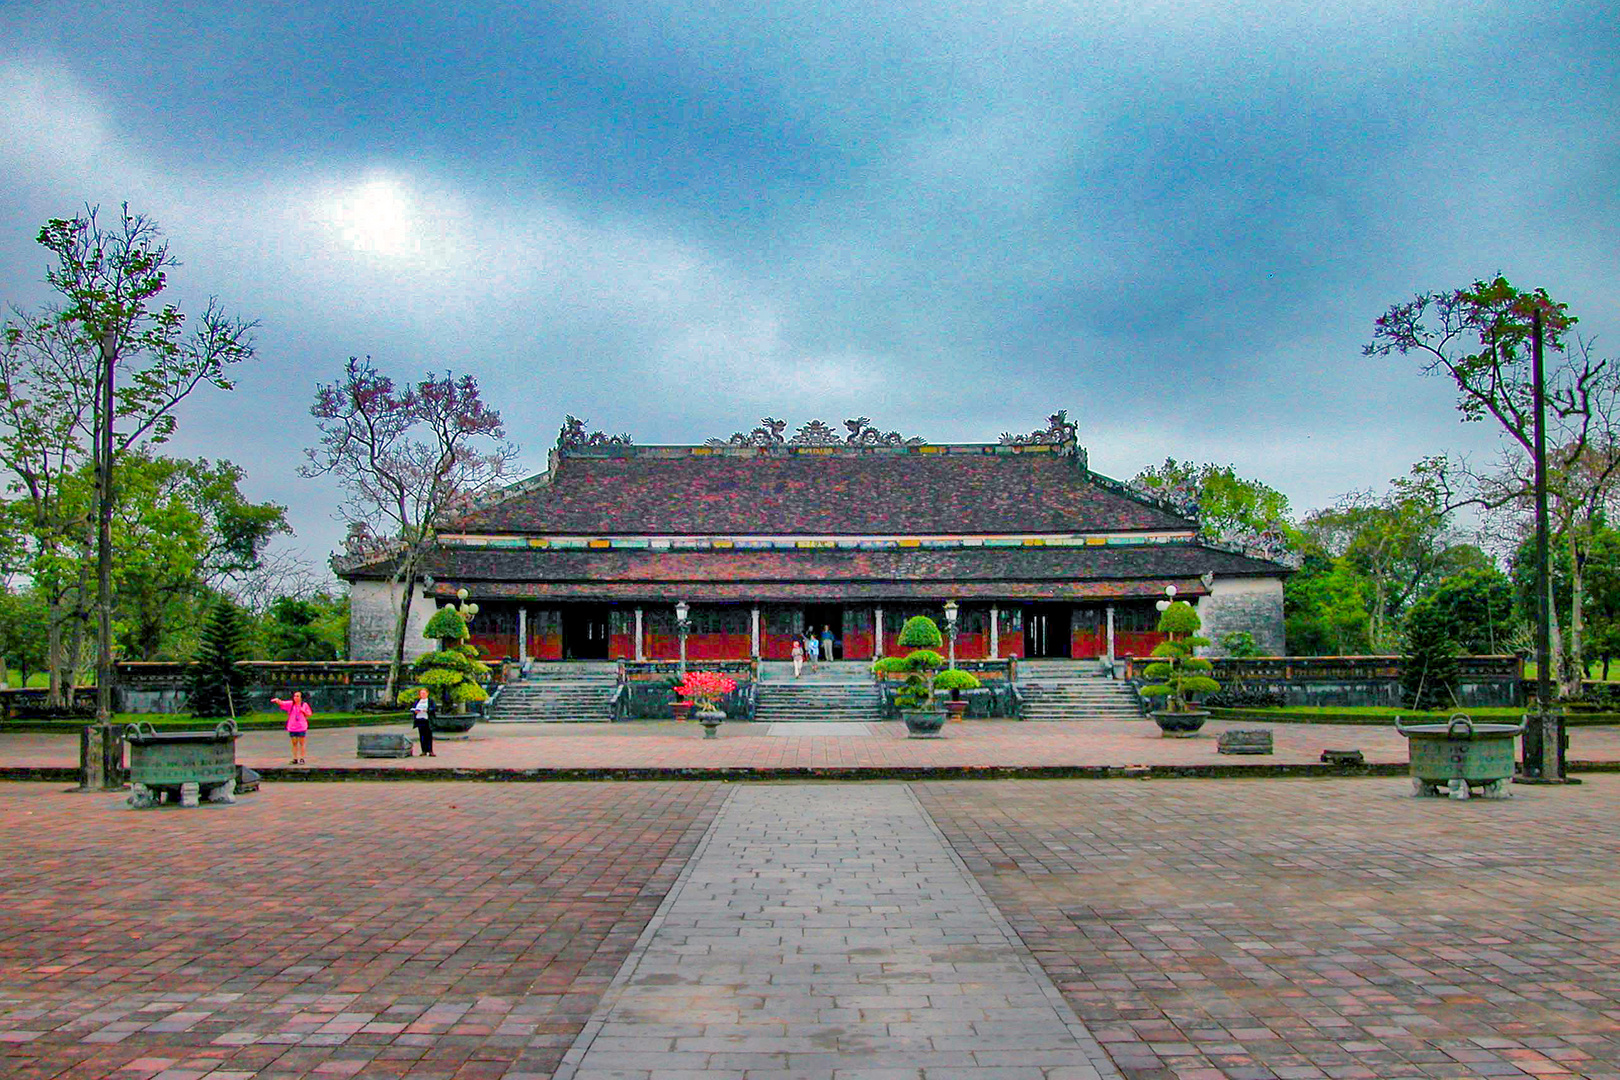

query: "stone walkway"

left=556, top=785, right=1119, bottom=1079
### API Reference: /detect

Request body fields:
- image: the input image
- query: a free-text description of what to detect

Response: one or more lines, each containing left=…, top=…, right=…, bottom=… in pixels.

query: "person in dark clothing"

left=411, top=688, right=437, bottom=757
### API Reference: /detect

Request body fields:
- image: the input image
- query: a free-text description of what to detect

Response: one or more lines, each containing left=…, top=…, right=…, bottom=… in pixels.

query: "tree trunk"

left=1567, top=532, right=1586, bottom=698
left=1547, top=575, right=1566, bottom=700
left=46, top=603, right=65, bottom=708
left=383, top=553, right=422, bottom=702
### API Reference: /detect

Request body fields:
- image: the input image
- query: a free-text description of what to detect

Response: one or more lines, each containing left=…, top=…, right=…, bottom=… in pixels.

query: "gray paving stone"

left=551, top=785, right=1122, bottom=1079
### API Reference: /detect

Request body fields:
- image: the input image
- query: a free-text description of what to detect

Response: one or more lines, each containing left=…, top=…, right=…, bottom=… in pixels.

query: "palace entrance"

left=1022, top=604, right=1072, bottom=658
left=803, top=605, right=845, bottom=660
left=561, top=604, right=612, bottom=660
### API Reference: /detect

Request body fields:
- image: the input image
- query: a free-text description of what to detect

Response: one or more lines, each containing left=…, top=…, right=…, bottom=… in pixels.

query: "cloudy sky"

left=2, top=0, right=1616, bottom=567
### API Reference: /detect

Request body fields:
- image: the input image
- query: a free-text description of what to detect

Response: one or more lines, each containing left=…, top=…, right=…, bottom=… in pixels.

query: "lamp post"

left=944, top=600, right=959, bottom=668
left=1155, top=584, right=1177, bottom=614
left=675, top=600, right=691, bottom=676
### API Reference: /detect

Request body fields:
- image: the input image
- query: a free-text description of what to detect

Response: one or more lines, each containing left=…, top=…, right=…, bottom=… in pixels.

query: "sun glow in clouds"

left=318, top=174, right=421, bottom=257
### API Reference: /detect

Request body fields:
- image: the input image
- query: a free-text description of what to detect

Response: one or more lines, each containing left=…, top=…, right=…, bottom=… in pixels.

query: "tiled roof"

left=434, top=579, right=1207, bottom=602
left=377, top=543, right=1281, bottom=597
left=451, top=450, right=1193, bottom=536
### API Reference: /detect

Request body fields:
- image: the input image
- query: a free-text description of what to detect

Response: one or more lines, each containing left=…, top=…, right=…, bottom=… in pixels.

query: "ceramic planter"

left=697, top=708, right=725, bottom=739
left=1152, top=709, right=1208, bottom=737
left=903, top=709, right=947, bottom=738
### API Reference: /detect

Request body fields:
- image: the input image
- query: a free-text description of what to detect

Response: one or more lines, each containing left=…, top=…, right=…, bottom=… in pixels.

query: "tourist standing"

left=791, top=637, right=804, bottom=678
left=805, top=631, right=820, bottom=671
left=821, top=625, right=836, bottom=663
left=272, top=691, right=311, bottom=764
left=412, top=688, right=437, bottom=757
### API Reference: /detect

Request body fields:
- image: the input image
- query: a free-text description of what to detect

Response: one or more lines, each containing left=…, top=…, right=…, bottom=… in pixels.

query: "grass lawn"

left=1522, top=660, right=1620, bottom=681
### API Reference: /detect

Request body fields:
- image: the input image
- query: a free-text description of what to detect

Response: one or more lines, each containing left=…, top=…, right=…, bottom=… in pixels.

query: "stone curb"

left=5, top=761, right=1617, bottom=784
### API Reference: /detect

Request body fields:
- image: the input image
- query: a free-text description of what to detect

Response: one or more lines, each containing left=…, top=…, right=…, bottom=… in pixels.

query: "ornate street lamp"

left=675, top=600, right=691, bottom=675
left=944, top=600, right=959, bottom=668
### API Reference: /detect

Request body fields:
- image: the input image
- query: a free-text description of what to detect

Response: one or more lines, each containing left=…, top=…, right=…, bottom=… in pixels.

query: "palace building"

left=337, top=413, right=1289, bottom=665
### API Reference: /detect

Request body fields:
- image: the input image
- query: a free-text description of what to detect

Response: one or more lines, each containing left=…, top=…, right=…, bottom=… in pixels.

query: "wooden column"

left=874, top=607, right=884, bottom=657
left=1105, top=604, right=1116, bottom=663
left=518, top=607, right=528, bottom=664
left=751, top=606, right=761, bottom=658
left=989, top=607, right=999, bottom=659
left=634, top=607, right=644, bottom=661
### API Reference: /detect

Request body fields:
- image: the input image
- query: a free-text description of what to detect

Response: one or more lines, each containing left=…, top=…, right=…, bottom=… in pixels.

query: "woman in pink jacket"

left=272, top=691, right=312, bottom=764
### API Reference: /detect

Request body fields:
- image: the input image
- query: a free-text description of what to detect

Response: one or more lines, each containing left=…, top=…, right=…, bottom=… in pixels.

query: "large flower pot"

left=1152, top=709, right=1208, bottom=737
left=671, top=701, right=694, bottom=722
left=431, top=712, right=477, bottom=734
left=697, top=708, right=725, bottom=739
left=903, top=709, right=947, bottom=739
left=944, top=700, right=968, bottom=722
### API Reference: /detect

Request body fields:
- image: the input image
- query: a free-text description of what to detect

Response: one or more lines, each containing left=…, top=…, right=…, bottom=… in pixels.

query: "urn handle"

left=1446, top=714, right=1474, bottom=737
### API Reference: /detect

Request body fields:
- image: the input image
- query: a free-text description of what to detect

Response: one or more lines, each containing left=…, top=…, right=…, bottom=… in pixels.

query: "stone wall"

left=1196, top=576, right=1285, bottom=655
left=348, top=580, right=437, bottom=663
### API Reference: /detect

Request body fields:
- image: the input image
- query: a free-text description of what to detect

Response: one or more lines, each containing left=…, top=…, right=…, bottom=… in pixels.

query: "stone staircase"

left=754, top=681, right=881, bottom=723
left=1016, top=661, right=1143, bottom=721
left=487, top=672, right=616, bottom=723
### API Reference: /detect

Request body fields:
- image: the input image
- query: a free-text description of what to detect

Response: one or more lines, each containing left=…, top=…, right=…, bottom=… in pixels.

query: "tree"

left=1400, top=600, right=1461, bottom=711
left=110, top=454, right=288, bottom=660
left=187, top=600, right=250, bottom=719
left=1300, top=469, right=1456, bottom=650
left=1368, top=276, right=1620, bottom=696
left=1283, top=553, right=1375, bottom=655
left=1419, top=567, right=1518, bottom=655
left=260, top=594, right=348, bottom=661
left=397, top=604, right=489, bottom=710
left=0, top=587, right=49, bottom=687
left=304, top=357, right=516, bottom=700
left=7, top=206, right=257, bottom=717
left=1130, top=459, right=1298, bottom=560
left=1140, top=601, right=1220, bottom=711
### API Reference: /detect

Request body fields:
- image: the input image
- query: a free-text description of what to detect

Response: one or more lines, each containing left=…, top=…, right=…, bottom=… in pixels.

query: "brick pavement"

left=918, top=776, right=1620, bottom=1080
left=0, top=782, right=726, bottom=1080
left=5, top=721, right=1619, bottom=777
left=556, top=784, right=1119, bottom=1079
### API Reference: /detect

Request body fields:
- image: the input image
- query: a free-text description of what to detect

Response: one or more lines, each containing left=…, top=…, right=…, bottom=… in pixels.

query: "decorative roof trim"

left=433, top=530, right=1196, bottom=551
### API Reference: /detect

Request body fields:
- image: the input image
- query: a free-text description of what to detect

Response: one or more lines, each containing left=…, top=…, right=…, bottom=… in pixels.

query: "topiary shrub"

left=933, top=668, right=982, bottom=702
left=1140, top=601, right=1219, bottom=712
left=872, top=656, right=910, bottom=674
left=396, top=605, right=491, bottom=710
left=893, top=616, right=947, bottom=711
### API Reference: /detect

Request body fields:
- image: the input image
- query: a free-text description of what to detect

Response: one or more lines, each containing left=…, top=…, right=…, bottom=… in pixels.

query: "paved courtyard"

left=4, top=720, right=1619, bottom=777
left=2, top=776, right=1618, bottom=1079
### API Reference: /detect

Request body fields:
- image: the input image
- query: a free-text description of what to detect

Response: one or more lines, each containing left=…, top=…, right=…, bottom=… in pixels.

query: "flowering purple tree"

left=302, top=357, right=517, bottom=698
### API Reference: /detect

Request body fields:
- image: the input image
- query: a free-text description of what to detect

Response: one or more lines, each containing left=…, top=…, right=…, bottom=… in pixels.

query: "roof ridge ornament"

left=999, top=410, right=1078, bottom=447
left=705, top=417, right=926, bottom=447
left=558, top=415, right=633, bottom=449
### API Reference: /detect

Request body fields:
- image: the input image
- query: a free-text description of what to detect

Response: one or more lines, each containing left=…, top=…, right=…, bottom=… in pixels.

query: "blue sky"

left=2, top=0, right=1617, bottom=568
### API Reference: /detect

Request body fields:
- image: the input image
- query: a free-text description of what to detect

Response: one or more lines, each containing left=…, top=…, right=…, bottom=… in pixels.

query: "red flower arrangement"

left=674, top=670, right=737, bottom=713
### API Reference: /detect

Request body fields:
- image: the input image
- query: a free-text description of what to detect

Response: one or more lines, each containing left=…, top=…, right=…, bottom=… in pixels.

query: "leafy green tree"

left=1131, top=459, right=1297, bottom=560
left=1300, top=468, right=1455, bottom=650
left=1400, top=600, right=1460, bottom=711
left=110, top=453, right=288, bottom=660
left=873, top=616, right=947, bottom=712
left=1283, top=553, right=1374, bottom=655
left=4, top=205, right=257, bottom=713
left=0, top=587, right=50, bottom=687
left=187, top=601, right=250, bottom=718
left=1419, top=567, right=1518, bottom=655
left=260, top=594, right=348, bottom=661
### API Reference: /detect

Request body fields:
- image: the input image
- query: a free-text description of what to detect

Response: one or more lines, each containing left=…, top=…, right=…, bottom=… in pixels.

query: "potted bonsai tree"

left=873, top=615, right=949, bottom=737
left=675, top=670, right=737, bottom=738
left=1140, top=599, right=1219, bottom=736
left=397, top=604, right=490, bottom=732
left=934, top=668, right=982, bottom=721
